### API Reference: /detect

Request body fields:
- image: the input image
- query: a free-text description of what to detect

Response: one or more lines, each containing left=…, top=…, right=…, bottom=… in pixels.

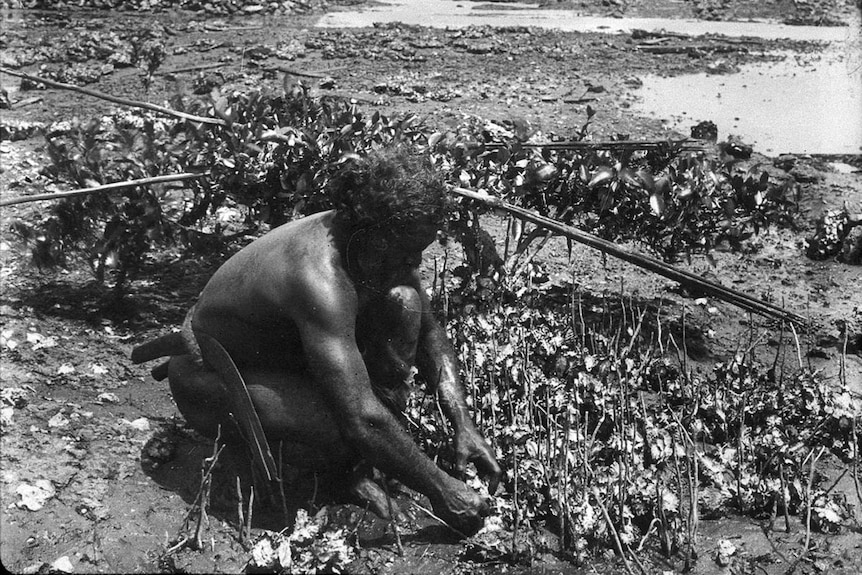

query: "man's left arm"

left=414, top=284, right=501, bottom=494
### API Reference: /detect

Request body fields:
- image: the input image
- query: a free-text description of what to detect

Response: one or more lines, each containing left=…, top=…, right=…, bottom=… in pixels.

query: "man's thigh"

left=168, top=355, right=350, bottom=461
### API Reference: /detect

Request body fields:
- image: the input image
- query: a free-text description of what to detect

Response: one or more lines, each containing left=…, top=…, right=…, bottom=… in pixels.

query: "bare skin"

left=140, top=209, right=501, bottom=535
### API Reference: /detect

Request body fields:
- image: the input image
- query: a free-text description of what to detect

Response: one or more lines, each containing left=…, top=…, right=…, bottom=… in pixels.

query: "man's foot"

left=349, top=473, right=405, bottom=521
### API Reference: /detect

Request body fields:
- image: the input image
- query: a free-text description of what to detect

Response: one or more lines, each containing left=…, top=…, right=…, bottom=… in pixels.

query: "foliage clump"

left=247, top=509, right=354, bottom=574
left=14, top=84, right=800, bottom=295
left=405, top=274, right=862, bottom=566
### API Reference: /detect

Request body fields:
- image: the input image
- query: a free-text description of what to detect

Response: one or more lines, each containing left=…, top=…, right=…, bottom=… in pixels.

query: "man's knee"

left=383, top=285, right=422, bottom=335
left=167, top=355, right=228, bottom=437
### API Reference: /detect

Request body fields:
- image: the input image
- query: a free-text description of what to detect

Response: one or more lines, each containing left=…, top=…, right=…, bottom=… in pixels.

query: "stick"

left=277, top=442, right=290, bottom=526
left=381, top=477, right=404, bottom=556
left=637, top=44, right=747, bottom=54
left=159, top=62, right=227, bottom=75
left=787, top=447, right=826, bottom=574
left=236, top=476, right=246, bottom=544
left=246, top=485, right=255, bottom=542
left=274, top=65, right=349, bottom=79
left=0, top=67, right=226, bottom=126
left=448, top=186, right=807, bottom=325
left=591, top=487, right=639, bottom=575
left=164, top=536, right=189, bottom=555
left=13, top=96, right=43, bottom=108
left=412, top=503, right=469, bottom=539
left=0, top=172, right=207, bottom=207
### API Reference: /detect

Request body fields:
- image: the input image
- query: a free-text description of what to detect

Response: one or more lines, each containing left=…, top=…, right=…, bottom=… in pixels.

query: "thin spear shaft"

left=484, top=139, right=706, bottom=151
left=0, top=173, right=207, bottom=207
left=0, top=67, right=226, bottom=126
left=448, top=185, right=806, bottom=326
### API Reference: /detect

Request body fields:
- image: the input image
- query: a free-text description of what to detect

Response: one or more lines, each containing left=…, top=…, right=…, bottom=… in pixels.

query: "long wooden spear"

left=0, top=173, right=207, bottom=207
left=449, top=185, right=807, bottom=326
left=0, top=67, right=226, bottom=126
left=483, top=139, right=707, bottom=152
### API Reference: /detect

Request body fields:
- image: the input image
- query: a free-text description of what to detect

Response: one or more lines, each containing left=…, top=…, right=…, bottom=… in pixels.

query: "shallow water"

left=318, top=0, right=862, bottom=155
left=318, top=0, right=855, bottom=41
left=633, top=50, right=862, bottom=155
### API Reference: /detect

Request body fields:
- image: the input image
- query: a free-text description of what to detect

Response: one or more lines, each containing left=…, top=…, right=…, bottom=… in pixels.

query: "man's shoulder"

left=263, top=209, right=336, bottom=242
left=207, top=210, right=347, bottom=300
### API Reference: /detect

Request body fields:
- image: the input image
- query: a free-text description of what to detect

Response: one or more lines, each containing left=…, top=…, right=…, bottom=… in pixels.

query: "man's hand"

left=454, top=427, right=502, bottom=495
left=430, top=477, right=490, bottom=536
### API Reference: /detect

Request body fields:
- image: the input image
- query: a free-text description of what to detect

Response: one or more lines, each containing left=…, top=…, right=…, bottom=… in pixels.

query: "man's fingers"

left=454, top=452, right=469, bottom=479
left=467, top=448, right=501, bottom=494
left=479, top=458, right=502, bottom=495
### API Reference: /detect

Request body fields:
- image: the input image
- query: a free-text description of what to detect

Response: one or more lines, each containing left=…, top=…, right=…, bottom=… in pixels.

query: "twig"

left=789, top=322, right=804, bottom=369
left=381, top=477, right=404, bottom=556
left=802, top=448, right=825, bottom=554
left=348, top=503, right=370, bottom=547
left=245, top=485, right=255, bottom=542
left=787, top=447, right=826, bottom=574
left=737, top=392, right=749, bottom=514
left=853, top=414, right=862, bottom=517
left=164, top=536, right=189, bottom=556
left=0, top=172, right=208, bottom=207
left=274, top=65, right=349, bottom=79
left=12, top=96, right=43, bottom=108
left=590, top=487, right=641, bottom=575
left=412, top=503, right=468, bottom=539
left=159, top=62, right=227, bottom=75
left=636, top=44, right=747, bottom=54
left=0, top=67, right=226, bottom=126
left=205, top=24, right=264, bottom=32
left=780, top=463, right=792, bottom=533
left=236, top=476, right=246, bottom=544
left=194, top=431, right=224, bottom=549
left=277, top=442, right=290, bottom=525
left=173, top=429, right=224, bottom=554
left=839, top=333, right=862, bottom=515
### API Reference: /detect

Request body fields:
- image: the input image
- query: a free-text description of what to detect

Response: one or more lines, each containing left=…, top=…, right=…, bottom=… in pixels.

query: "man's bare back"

left=192, top=211, right=341, bottom=372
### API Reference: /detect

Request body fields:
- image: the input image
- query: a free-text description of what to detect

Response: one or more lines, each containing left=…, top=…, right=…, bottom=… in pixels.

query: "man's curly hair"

left=330, top=147, right=450, bottom=232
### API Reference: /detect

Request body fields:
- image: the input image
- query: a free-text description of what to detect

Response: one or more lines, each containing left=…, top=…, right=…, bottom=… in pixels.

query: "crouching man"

left=132, top=148, right=501, bottom=535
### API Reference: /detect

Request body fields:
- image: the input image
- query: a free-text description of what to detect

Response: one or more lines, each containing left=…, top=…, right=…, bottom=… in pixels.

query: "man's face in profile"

left=366, top=221, right=438, bottom=287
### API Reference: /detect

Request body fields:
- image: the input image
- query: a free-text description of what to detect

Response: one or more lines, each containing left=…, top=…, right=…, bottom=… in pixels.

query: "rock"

left=706, top=59, right=739, bottom=74
left=50, top=556, right=74, bottom=573
left=718, top=138, right=752, bottom=160
left=121, top=417, right=151, bottom=433
left=714, top=538, right=737, bottom=567
left=48, top=412, right=69, bottom=428
left=690, top=120, right=718, bottom=142
left=96, top=392, right=120, bottom=404
left=773, top=154, right=797, bottom=171
left=15, top=480, right=56, bottom=511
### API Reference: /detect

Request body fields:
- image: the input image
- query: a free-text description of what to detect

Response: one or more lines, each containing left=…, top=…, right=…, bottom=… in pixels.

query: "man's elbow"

left=342, top=402, right=393, bottom=441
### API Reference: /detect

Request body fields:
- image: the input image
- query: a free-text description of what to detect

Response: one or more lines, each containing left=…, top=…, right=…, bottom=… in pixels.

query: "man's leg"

left=168, top=355, right=350, bottom=467
left=357, top=285, right=424, bottom=413
left=167, top=355, right=402, bottom=518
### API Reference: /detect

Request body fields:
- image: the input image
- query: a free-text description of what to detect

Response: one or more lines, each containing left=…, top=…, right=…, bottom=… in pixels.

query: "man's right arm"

left=293, top=282, right=489, bottom=534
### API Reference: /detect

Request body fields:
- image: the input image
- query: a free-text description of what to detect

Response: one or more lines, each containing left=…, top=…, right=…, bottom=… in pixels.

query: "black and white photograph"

left=1, top=0, right=860, bottom=572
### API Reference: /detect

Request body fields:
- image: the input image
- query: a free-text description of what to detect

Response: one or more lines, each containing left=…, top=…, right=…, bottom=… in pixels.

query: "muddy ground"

left=1, top=0, right=861, bottom=573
